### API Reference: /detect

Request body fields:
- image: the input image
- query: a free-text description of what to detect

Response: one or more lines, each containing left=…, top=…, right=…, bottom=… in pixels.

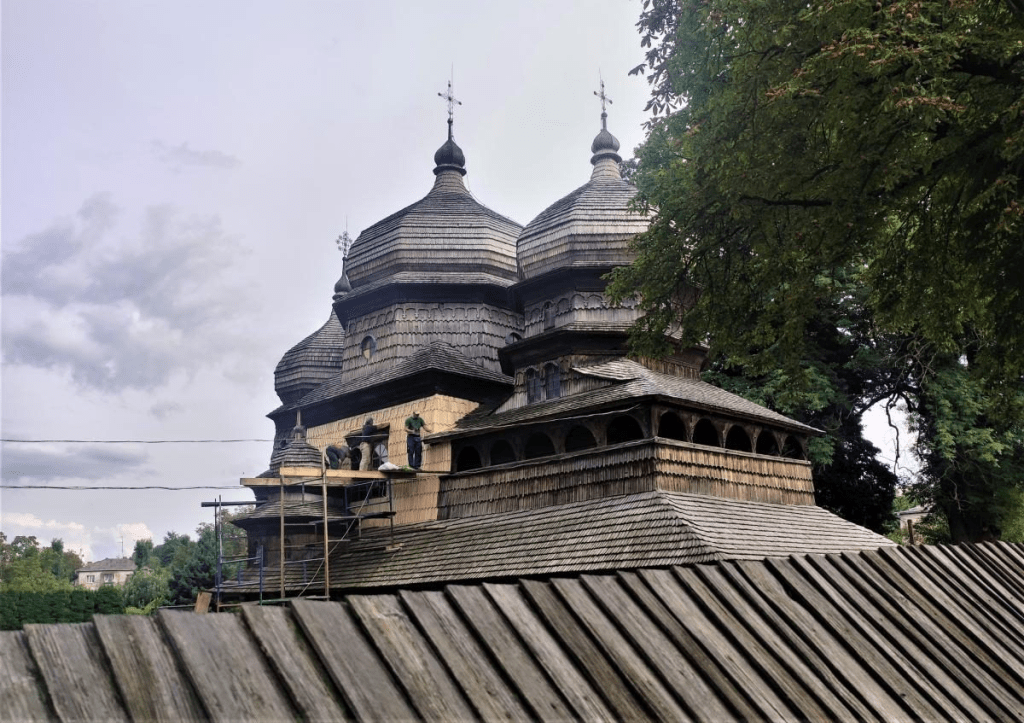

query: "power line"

left=1, top=484, right=245, bottom=490
left=1, top=439, right=271, bottom=444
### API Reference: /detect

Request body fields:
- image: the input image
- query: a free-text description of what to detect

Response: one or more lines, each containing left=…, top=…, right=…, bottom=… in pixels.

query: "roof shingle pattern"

left=345, top=170, right=521, bottom=289
left=273, top=311, right=345, bottom=405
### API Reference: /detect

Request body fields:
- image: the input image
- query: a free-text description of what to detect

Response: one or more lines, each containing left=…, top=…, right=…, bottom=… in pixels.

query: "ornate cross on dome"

left=437, top=79, right=462, bottom=139
left=594, top=78, right=613, bottom=129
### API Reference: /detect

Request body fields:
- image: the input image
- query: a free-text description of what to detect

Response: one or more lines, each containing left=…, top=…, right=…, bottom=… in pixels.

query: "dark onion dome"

left=433, top=125, right=467, bottom=176
left=517, top=115, right=646, bottom=281
left=343, top=127, right=521, bottom=290
left=274, top=310, right=345, bottom=405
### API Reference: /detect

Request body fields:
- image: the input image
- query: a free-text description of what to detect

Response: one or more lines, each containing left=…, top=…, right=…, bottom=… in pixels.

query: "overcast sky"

left=1, top=0, right=908, bottom=562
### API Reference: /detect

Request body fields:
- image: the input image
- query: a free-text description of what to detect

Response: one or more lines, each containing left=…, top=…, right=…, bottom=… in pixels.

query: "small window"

left=360, top=335, right=376, bottom=360
left=543, top=363, right=561, bottom=400
left=87, top=575, right=95, bottom=583
left=102, top=573, right=113, bottom=584
left=504, top=332, right=522, bottom=345
left=543, top=302, right=554, bottom=330
left=526, top=368, right=542, bottom=403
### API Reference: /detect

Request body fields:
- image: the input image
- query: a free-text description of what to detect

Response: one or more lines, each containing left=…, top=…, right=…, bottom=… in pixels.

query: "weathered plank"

left=815, top=553, right=1019, bottom=721
left=625, top=568, right=808, bottom=722
left=445, top=583, right=574, bottom=722
left=23, top=622, right=130, bottom=722
left=347, top=592, right=476, bottom=721
left=789, top=554, right=982, bottom=720
left=518, top=578, right=652, bottom=721
left=158, top=609, right=296, bottom=722
left=765, top=557, right=949, bottom=720
left=399, top=588, right=532, bottom=722
left=289, top=598, right=416, bottom=721
left=583, top=572, right=777, bottom=723
left=733, top=560, right=914, bottom=722
left=484, top=581, right=615, bottom=721
left=0, top=631, right=53, bottom=722
left=707, top=563, right=876, bottom=721
left=240, top=605, right=350, bottom=722
left=549, top=577, right=693, bottom=722
left=92, top=614, right=206, bottom=723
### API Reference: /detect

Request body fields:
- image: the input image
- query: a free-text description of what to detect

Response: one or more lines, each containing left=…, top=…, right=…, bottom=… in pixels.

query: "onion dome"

left=517, top=113, right=646, bottom=281
left=343, top=124, right=521, bottom=291
left=433, top=120, right=467, bottom=176
left=274, top=311, right=345, bottom=405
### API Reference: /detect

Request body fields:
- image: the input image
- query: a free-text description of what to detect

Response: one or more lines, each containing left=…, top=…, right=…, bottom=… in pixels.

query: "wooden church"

left=7, top=92, right=1024, bottom=723
left=229, top=89, right=893, bottom=597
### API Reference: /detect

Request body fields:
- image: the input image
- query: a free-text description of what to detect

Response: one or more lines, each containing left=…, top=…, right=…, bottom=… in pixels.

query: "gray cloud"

left=149, top=401, right=183, bottom=420
left=1, top=444, right=150, bottom=482
left=1, top=196, right=258, bottom=392
left=152, top=141, right=241, bottom=170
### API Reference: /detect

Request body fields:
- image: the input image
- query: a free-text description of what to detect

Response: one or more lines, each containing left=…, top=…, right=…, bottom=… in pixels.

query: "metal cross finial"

left=438, top=78, right=462, bottom=139
left=594, top=77, right=613, bottom=129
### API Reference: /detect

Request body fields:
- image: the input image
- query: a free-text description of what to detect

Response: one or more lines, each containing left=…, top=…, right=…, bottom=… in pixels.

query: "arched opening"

left=525, top=368, right=542, bottom=403
left=360, top=335, right=376, bottom=360
left=658, top=412, right=688, bottom=441
left=543, top=302, right=555, bottom=330
left=755, top=432, right=780, bottom=456
left=543, top=363, right=561, bottom=400
left=504, top=332, right=522, bottom=345
left=565, top=425, right=597, bottom=452
left=692, top=418, right=719, bottom=447
left=489, top=439, right=515, bottom=466
left=455, top=446, right=482, bottom=472
left=725, top=425, right=752, bottom=452
left=782, top=435, right=805, bottom=460
left=606, top=415, right=644, bottom=445
left=524, top=433, right=556, bottom=459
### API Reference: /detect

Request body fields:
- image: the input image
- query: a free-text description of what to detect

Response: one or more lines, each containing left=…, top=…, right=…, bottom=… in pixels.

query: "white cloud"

left=152, top=140, right=241, bottom=170
left=1, top=196, right=266, bottom=392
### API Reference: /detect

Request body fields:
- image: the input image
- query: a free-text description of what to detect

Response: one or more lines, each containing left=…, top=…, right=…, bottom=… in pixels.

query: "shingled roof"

left=6, top=543, right=1023, bottom=721
left=222, top=491, right=892, bottom=593
left=271, top=341, right=512, bottom=415
left=273, top=310, right=345, bottom=405
left=433, top=358, right=817, bottom=441
left=74, top=557, right=136, bottom=574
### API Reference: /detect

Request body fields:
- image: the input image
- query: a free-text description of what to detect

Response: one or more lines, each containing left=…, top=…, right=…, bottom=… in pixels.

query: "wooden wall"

left=439, top=438, right=814, bottom=519
left=306, top=394, right=480, bottom=526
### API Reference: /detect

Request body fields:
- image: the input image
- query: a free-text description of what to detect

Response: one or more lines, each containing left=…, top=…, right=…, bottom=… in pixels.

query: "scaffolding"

left=210, top=466, right=407, bottom=607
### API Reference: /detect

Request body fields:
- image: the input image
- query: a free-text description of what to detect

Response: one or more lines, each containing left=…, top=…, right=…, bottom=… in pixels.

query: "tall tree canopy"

left=612, top=0, right=1024, bottom=540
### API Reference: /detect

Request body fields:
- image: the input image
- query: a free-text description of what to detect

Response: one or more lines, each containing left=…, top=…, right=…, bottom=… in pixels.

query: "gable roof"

left=7, top=543, right=1024, bottom=721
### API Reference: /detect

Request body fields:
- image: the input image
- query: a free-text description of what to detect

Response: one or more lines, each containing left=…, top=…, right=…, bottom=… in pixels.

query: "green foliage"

left=614, top=0, right=1024, bottom=541
left=0, top=588, right=127, bottom=630
left=122, top=565, right=171, bottom=611
left=132, top=538, right=154, bottom=569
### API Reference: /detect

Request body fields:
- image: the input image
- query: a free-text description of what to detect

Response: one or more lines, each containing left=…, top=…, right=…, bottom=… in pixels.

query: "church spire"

left=591, top=77, right=622, bottom=177
left=433, top=75, right=467, bottom=177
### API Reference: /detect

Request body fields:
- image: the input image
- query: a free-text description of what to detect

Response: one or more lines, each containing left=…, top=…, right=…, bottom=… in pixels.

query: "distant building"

left=74, top=558, right=135, bottom=590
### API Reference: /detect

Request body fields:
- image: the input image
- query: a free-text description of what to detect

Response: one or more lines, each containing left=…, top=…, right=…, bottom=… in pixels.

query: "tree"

left=122, top=566, right=171, bottom=611
left=612, top=0, right=1024, bottom=541
left=132, top=538, right=154, bottom=569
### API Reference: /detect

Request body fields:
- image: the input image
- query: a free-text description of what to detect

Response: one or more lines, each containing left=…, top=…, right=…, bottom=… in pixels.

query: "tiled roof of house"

left=75, top=557, right=136, bottom=573
left=7, top=542, right=1024, bottom=721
